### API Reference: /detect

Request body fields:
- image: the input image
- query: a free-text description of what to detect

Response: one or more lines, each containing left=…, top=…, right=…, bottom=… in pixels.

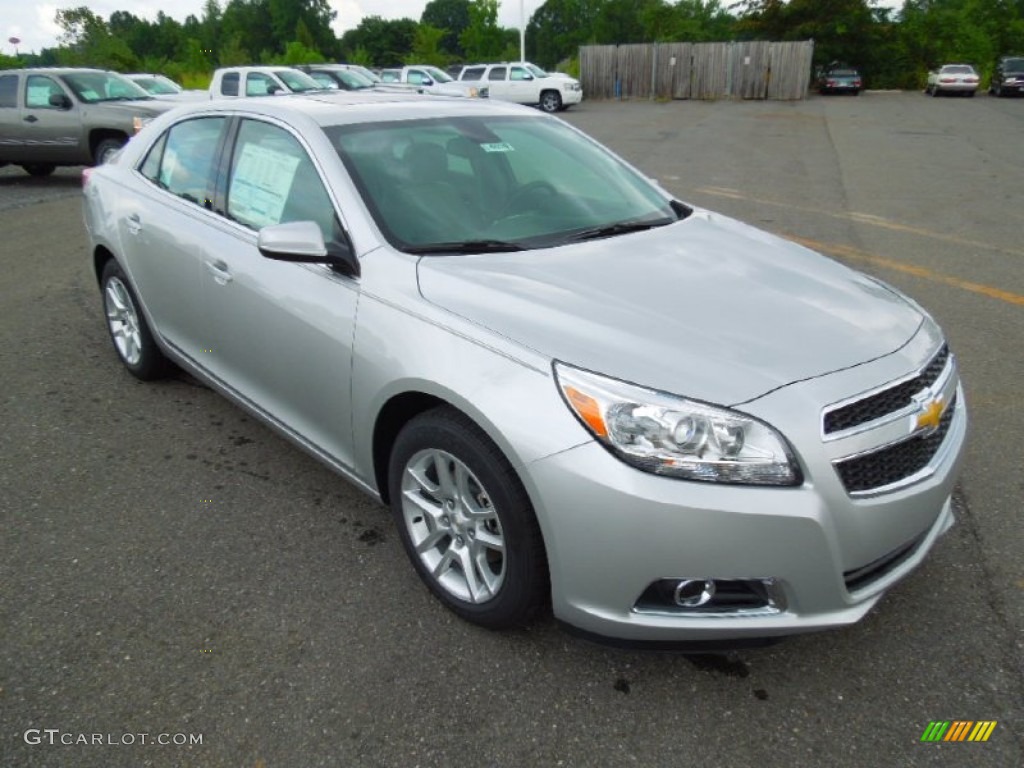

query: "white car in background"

left=458, top=61, right=582, bottom=112
left=208, top=66, right=326, bottom=98
left=125, top=74, right=208, bottom=102
left=926, top=64, right=980, bottom=97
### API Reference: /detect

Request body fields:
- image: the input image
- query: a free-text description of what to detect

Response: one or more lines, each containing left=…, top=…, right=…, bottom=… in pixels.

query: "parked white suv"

left=457, top=62, right=582, bottom=112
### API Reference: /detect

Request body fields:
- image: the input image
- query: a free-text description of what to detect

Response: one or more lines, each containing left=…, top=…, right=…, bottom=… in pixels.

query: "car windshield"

left=1004, top=58, right=1024, bottom=73
left=941, top=65, right=975, bottom=74
left=61, top=72, right=152, bottom=103
left=132, top=75, right=181, bottom=95
left=274, top=69, right=323, bottom=92
left=327, top=115, right=680, bottom=253
left=526, top=64, right=548, bottom=78
left=336, top=69, right=374, bottom=89
left=349, top=65, right=381, bottom=83
left=423, top=66, right=453, bottom=83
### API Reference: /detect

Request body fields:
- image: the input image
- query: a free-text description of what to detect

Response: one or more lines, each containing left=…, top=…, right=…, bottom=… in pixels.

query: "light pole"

left=519, top=0, right=525, bottom=63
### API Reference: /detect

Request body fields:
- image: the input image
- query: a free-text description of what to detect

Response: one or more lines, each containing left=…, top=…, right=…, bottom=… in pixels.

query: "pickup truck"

left=457, top=62, right=582, bottom=112
left=378, top=66, right=488, bottom=99
left=0, top=67, right=174, bottom=175
left=208, top=66, right=325, bottom=98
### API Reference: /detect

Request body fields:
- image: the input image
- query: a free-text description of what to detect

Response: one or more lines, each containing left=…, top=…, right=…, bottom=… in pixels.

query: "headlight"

left=555, top=363, right=801, bottom=486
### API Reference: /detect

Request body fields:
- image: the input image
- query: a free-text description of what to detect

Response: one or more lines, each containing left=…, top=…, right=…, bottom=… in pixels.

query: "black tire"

left=100, top=260, right=173, bottom=380
left=94, top=137, right=126, bottom=165
left=22, top=164, right=56, bottom=177
left=967, top=90, right=975, bottom=98
left=388, top=406, right=548, bottom=629
left=931, top=86, right=941, bottom=97
left=539, top=90, right=562, bottom=114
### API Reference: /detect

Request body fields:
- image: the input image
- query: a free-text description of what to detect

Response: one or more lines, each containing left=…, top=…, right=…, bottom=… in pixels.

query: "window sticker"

left=480, top=142, right=514, bottom=153
left=229, top=143, right=301, bottom=228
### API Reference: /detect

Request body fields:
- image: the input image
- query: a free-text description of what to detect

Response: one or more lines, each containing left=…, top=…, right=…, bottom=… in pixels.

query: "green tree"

left=460, top=0, right=506, bottom=60
left=54, top=6, right=139, bottom=69
left=527, top=0, right=604, bottom=68
left=406, top=24, right=451, bottom=66
left=339, top=16, right=417, bottom=66
left=421, top=0, right=471, bottom=57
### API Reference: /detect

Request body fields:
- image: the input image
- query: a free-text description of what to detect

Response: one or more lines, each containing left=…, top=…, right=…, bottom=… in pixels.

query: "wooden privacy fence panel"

left=653, top=43, right=692, bottom=99
left=579, top=45, right=617, bottom=99
left=580, top=40, right=814, bottom=101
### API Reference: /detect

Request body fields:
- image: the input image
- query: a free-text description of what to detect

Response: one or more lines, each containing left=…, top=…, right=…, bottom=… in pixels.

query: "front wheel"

left=388, top=407, right=548, bottom=629
left=100, top=260, right=173, bottom=380
left=94, top=137, right=126, bottom=165
left=539, top=90, right=562, bottom=113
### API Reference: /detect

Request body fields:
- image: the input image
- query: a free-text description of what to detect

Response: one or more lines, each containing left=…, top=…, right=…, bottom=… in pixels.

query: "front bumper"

left=935, top=83, right=978, bottom=93
left=560, top=89, right=584, bottom=106
left=523, top=346, right=967, bottom=642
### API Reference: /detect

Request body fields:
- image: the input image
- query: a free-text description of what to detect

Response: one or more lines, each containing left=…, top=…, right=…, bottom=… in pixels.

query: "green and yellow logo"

left=921, top=721, right=997, bottom=742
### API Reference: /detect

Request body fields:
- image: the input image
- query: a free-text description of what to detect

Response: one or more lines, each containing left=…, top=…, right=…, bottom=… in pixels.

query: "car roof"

left=172, top=90, right=537, bottom=128
left=3, top=67, right=111, bottom=76
left=215, top=66, right=303, bottom=74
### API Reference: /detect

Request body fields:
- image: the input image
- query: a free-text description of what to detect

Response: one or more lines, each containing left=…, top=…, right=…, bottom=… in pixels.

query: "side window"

left=147, top=117, right=226, bottom=205
left=510, top=66, right=528, bottom=81
left=461, top=67, right=484, bottom=81
left=246, top=73, right=275, bottom=96
left=0, top=75, right=17, bottom=108
left=221, top=72, right=239, bottom=97
left=25, top=75, right=66, bottom=109
left=407, top=70, right=426, bottom=85
left=227, top=119, right=338, bottom=243
left=138, top=132, right=168, bottom=181
left=487, top=67, right=507, bottom=82
left=309, top=72, right=337, bottom=89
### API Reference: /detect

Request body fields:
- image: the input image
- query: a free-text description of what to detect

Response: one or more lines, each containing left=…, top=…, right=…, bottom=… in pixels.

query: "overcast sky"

left=2, top=0, right=903, bottom=57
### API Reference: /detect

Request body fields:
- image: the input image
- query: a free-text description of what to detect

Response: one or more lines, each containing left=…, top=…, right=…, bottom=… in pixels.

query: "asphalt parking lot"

left=1, top=92, right=1022, bottom=767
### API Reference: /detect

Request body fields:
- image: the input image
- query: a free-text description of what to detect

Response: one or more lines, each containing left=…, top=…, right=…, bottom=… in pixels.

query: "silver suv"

left=0, top=68, right=173, bottom=175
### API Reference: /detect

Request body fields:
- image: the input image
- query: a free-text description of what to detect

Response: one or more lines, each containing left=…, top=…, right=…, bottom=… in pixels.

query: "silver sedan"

left=926, top=64, right=980, bottom=96
left=82, top=93, right=966, bottom=644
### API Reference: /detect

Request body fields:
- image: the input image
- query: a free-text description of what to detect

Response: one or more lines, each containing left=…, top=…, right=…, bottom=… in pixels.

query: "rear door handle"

left=126, top=213, right=142, bottom=236
left=205, top=260, right=233, bottom=285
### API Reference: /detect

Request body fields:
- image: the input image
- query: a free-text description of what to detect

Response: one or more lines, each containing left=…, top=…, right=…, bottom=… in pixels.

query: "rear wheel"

left=539, top=90, right=562, bottom=114
left=388, top=407, right=548, bottom=629
left=100, top=260, right=173, bottom=380
left=22, top=164, right=56, bottom=177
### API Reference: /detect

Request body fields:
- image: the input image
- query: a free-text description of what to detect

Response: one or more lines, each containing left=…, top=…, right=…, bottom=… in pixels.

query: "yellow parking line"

left=694, top=186, right=1024, bottom=258
left=786, top=234, right=1024, bottom=307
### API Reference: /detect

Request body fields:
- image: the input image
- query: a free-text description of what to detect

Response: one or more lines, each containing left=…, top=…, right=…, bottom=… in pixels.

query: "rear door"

left=485, top=66, right=511, bottom=100
left=122, top=115, right=229, bottom=360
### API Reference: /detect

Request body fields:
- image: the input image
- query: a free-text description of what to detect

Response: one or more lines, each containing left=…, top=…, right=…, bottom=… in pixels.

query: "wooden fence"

left=579, top=41, right=815, bottom=101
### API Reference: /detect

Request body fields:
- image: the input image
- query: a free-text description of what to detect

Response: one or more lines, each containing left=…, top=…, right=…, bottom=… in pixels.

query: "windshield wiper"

left=405, top=239, right=526, bottom=255
left=563, top=217, right=674, bottom=243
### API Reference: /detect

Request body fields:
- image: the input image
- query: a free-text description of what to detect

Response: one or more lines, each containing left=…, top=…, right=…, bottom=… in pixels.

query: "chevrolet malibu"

left=82, top=93, right=966, bottom=644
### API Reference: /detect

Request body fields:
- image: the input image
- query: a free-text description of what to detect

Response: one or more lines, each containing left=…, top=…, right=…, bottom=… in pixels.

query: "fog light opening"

left=673, top=578, right=716, bottom=608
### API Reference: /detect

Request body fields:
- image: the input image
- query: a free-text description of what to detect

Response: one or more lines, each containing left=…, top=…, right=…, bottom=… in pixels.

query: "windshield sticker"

left=481, top=142, right=514, bottom=153
left=229, top=143, right=301, bottom=228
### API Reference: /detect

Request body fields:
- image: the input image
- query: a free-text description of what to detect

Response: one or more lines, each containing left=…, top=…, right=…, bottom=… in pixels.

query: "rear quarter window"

left=0, top=75, right=17, bottom=108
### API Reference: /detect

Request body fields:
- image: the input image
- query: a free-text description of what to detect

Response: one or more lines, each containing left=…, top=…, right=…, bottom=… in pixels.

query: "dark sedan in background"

left=817, top=65, right=862, bottom=95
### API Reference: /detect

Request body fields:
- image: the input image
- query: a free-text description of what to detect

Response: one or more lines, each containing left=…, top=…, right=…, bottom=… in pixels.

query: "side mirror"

left=258, top=221, right=360, bottom=276
left=49, top=93, right=72, bottom=109
left=421, top=77, right=433, bottom=86
left=267, top=83, right=282, bottom=95
left=522, top=73, right=534, bottom=81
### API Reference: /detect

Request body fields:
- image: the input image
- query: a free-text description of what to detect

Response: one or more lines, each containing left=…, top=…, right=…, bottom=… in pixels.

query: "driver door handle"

left=23, top=115, right=38, bottom=123
left=205, top=260, right=233, bottom=285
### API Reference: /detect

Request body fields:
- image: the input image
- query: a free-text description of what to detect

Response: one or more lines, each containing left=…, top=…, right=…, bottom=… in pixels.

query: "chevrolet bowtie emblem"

left=916, top=397, right=946, bottom=432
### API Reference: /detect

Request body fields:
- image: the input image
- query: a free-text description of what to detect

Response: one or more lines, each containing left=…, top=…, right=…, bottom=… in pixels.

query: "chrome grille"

left=834, top=394, right=956, bottom=493
left=824, top=345, right=949, bottom=434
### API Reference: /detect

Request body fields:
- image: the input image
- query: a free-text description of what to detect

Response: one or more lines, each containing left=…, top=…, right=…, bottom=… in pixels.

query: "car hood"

left=416, top=212, right=923, bottom=405
left=84, top=100, right=175, bottom=117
